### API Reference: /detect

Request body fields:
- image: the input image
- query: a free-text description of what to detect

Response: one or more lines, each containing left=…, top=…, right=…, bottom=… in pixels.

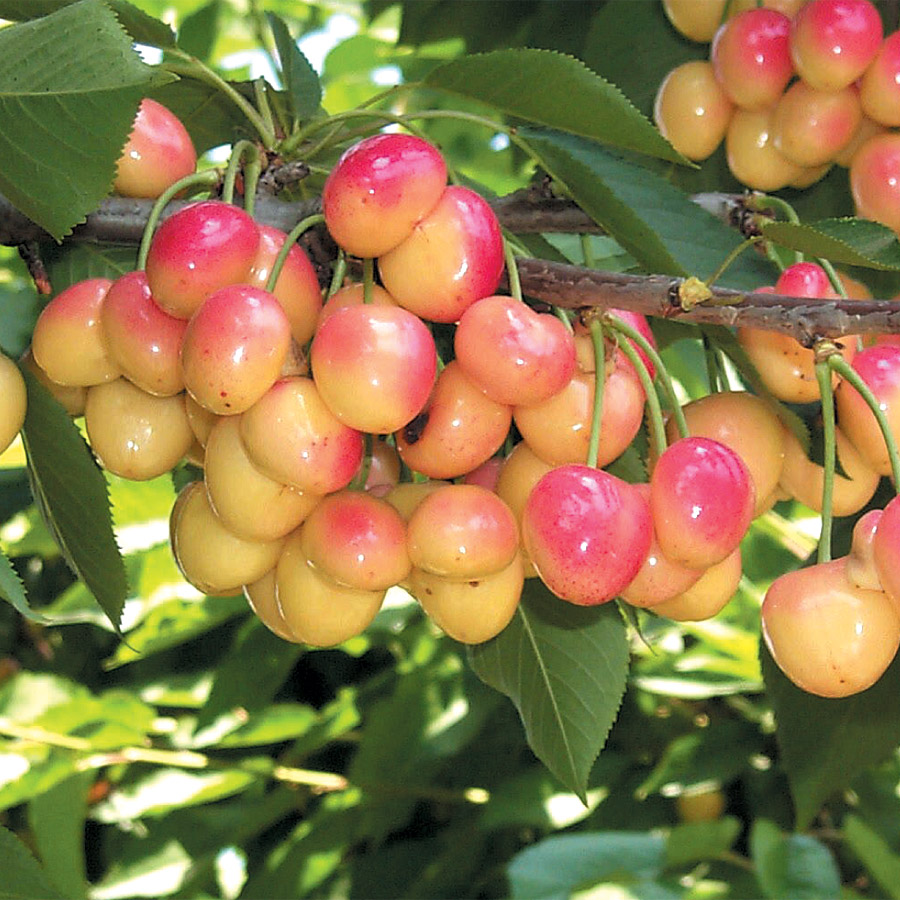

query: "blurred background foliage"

left=1, top=2, right=900, bottom=899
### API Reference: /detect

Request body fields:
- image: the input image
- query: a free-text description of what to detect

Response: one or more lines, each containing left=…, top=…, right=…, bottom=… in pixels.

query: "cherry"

left=31, top=278, right=121, bottom=387
left=850, top=132, right=900, bottom=235
left=604, top=309, right=657, bottom=380
left=846, top=508, right=883, bottom=592
left=462, top=456, right=504, bottom=492
left=725, top=108, right=805, bottom=191
left=19, top=349, right=86, bottom=417
left=676, top=787, right=727, bottom=824
left=183, top=393, right=220, bottom=449
left=0, top=353, right=26, bottom=455
left=145, top=200, right=260, bottom=319
left=276, top=529, right=386, bottom=647
left=496, top=441, right=553, bottom=529
left=409, top=553, right=524, bottom=644
left=834, top=116, right=887, bottom=167
left=835, top=343, right=900, bottom=476
left=775, top=260, right=839, bottom=298
left=317, top=282, right=398, bottom=329
left=712, top=8, right=793, bottom=111
left=652, top=547, right=743, bottom=622
left=243, top=569, right=298, bottom=643
left=790, top=0, right=883, bottom=91
left=247, top=225, right=323, bottom=346
left=299, top=490, right=411, bottom=591
left=662, top=0, right=728, bottom=42
left=101, top=270, right=186, bottom=397
left=407, top=483, right=519, bottom=580
left=322, top=133, right=447, bottom=258
left=181, top=284, right=291, bottom=415
left=84, top=380, right=193, bottom=481
left=240, top=376, right=364, bottom=495
left=859, top=31, right=900, bottom=127
left=113, top=98, right=197, bottom=199
left=378, top=185, right=505, bottom=323
left=873, top=495, right=900, bottom=603
left=170, top=480, right=285, bottom=596
left=651, top=436, right=755, bottom=569
left=384, top=479, right=451, bottom=521
left=761, top=557, right=900, bottom=698
left=204, top=416, right=318, bottom=542
left=454, top=295, right=576, bottom=406
left=522, top=465, right=652, bottom=606
left=310, top=303, right=437, bottom=434
left=355, top=439, right=402, bottom=493
left=653, top=61, right=733, bottom=162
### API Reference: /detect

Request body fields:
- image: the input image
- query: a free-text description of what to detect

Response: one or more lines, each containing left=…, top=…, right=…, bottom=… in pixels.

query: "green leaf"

left=519, top=127, right=775, bottom=289
left=88, top=839, right=192, bottom=900
left=665, top=818, right=742, bottom=868
left=19, top=368, right=127, bottom=631
left=0, top=0, right=175, bottom=47
left=468, top=579, right=629, bottom=802
left=0, top=547, right=45, bottom=624
left=843, top=814, right=900, bottom=900
left=43, top=244, right=138, bottom=295
left=762, top=643, right=900, bottom=829
left=266, top=12, right=323, bottom=122
left=0, top=824, right=66, bottom=900
left=28, top=772, right=92, bottom=900
left=0, top=1, right=173, bottom=240
left=176, top=0, right=223, bottom=62
left=507, top=832, right=665, bottom=900
left=424, top=48, right=687, bottom=164
left=749, top=819, right=841, bottom=900
left=762, top=218, right=900, bottom=271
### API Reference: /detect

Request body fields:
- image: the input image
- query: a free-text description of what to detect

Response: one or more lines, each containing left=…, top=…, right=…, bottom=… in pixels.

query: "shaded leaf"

left=762, top=643, right=900, bottom=830
left=176, top=0, right=222, bottom=62
left=843, top=814, right=900, bottom=900
left=0, top=824, right=66, bottom=900
left=267, top=12, right=323, bottom=122
left=0, top=1, right=172, bottom=240
left=468, top=579, right=629, bottom=801
left=424, top=48, right=686, bottom=164
left=665, top=817, right=742, bottom=868
left=762, top=218, right=900, bottom=271
left=750, top=819, right=841, bottom=900
left=0, top=547, right=45, bottom=624
left=43, top=243, right=137, bottom=295
left=19, top=368, right=127, bottom=631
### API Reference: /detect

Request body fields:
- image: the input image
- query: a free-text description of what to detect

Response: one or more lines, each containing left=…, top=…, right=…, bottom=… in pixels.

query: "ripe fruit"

left=19, top=350, right=86, bottom=417
left=676, top=786, right=727, bottom=823
left=850, top=132, right=900, bottom=235
left=310, top=303, right=437, bottom=434
left=725, top=107, right=805, bottom=191
left=873, top=496, right=900, bottom=602
left=101, top=270, right=186, bottom=397
left=712, top=9, right=793, bottom=111
left=652, top=548, right=743, bottom=621
left=113, top=98, right=197, bottom=198
left=0, top=353, right=26, bottom=455
left=653, top=61, right=733, bottom=161
left=859, top=31, right=900, bottom=127
left=84, top=380, right=193, bottom=480
left=322, top=133, right=447, bottom=258
left=762, top=557, right=900, bottom=698
left=846, top=508, right=883, bottom=592
left=378, top=185, right=504, bottom=323
left=651, top=437, right=755, bottom=569
left=31, top=278, right=121, bottom=387
left=790, top=0, right=883, bottom=91
left=145, top=200, right=260, bottom=319
left=181, top=284, right=291, bottom=415
left=243, top=569, right=298, bottom=643
left=522, top=465, right=652, bottom=606
left=662, top=0, right=728, bottom=42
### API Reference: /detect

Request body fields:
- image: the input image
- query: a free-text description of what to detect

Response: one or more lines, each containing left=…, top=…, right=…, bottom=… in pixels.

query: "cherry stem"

left=749, top=193, right=802, bottom=266
left=614, top=331, right=668, bottom=461
left=581, top=233, right=595, bottom=268
left=222, top=140, right=261, bottom=209
left=264, top=213, right=326, bottom=294
left=818, top=257, right=848, bottom=299
left=814, top=358, right=837, bottom=565
left=362, top=258, right=375, bottom=305
left=327, top=249, right=347, bottom=300
left=504, top=239, right=523, bottom=302
left=136, top=170, right=220, bottom=271
left=702, top=333, right=722, bottom=393
left=586, top=318, right=606, bottom=470
left=827, top=354, right=900, bottom=489
left=604, top=315, right=689, bottom=439
left=705, top=235, right=766, bottom=289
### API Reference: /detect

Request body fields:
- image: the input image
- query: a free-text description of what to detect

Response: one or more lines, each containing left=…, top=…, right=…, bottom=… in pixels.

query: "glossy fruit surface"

left=378, top=185, right=504, bottom=323
left=651, top=437, right=755, bottom=569
left=243, top=569, right=298, bottom=643
left=454, top=295, right=576, bottom=406
left=725, top=108, right=804, bottom=191
left=322, top=133, right=447, bottom=258
left=762, top=557, right=900, bottom=698
left=859, top=31, right=900, bottom=126
left=522, top=465, right=652, bottom=606
left=19, top=350, right=86, bottom=417
left=311, top=303, right=437, bottom=434
left=113, top=98, right=197, bottom=198
left=850, top=132, right=900, bottom=234
left=846, top=508, right=883, bottom=592
left=145, top=201, right=260, bottom=319
left=181, top=284, right=291, bottom=415
left=873, top=495, right=900, bottom=602
left=652, top=547, right=743, bottom=622
left=0, top=353, right=26, bottom=455
left=662, top=0, right=727, bottom=41
left=653, top=61, right=733, bottom=161
left=32, top=278, right=120, bottom=387
left=101, top=270, right=186, bottom=397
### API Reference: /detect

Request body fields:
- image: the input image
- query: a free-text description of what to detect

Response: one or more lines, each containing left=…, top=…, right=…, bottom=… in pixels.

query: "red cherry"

left=873, top=495, right=900, bottom=603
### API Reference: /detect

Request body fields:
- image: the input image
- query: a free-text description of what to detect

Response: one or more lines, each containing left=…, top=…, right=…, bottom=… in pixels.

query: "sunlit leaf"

left=267, top=12, right=323, bottom=122
left=0, top=824, right=66, bottom=900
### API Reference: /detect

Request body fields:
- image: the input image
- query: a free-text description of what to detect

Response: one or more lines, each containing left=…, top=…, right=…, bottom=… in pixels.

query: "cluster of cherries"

left=656, top=0, right=900, bottom=236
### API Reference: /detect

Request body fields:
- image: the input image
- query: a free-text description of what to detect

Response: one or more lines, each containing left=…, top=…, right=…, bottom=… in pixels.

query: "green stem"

left=221, top=140, right=260, bottom=208
left=327, top=249, right=347, bottom=300
left=749, top=193, right=802, bottom=266
left=136, top=170, right=220, bottom=270
left=504, top=239, right=523, bottom=302
left=818, top=256, right=848, bottom=298
left=362, top=257, right=375, bottom=305
left=828, top=354, right=900, bottom=489
left=814, top=358, right=837, bottom=564
left=580, top=233, right=595, bottom=268
left=586, top=319, right=606, bottom=469
left=615, top=332, right=668, bottom=461
left=604, top=315, right=689, bottom=439
left=703, top=333, right=721, bottom=394
left=705, top=235, right=765, bottom=289
left=264, top=213, right=326, bottom=294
